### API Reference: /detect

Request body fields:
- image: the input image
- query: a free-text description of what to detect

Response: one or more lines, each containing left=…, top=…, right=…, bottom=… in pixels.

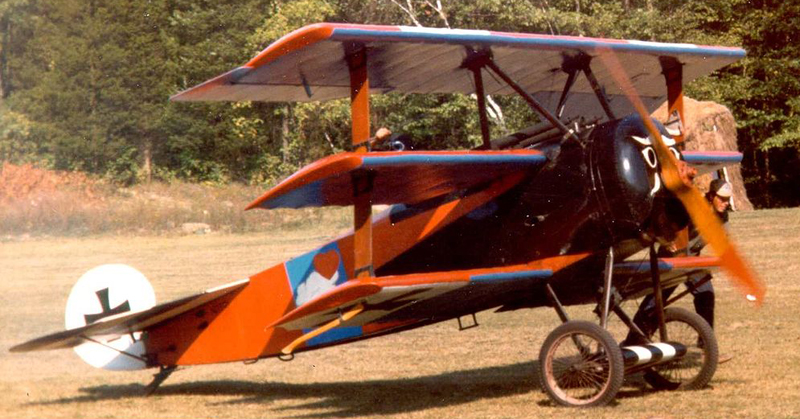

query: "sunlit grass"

left=1, top=208, right=799, bottom=418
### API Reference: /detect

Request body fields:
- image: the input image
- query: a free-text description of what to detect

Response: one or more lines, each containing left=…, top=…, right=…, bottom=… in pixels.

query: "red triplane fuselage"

left=12, top=23, right=760, bottom=407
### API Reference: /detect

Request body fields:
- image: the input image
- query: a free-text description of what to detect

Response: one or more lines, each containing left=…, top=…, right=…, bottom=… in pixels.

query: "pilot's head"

left=708, top=179, right=732, bottom=213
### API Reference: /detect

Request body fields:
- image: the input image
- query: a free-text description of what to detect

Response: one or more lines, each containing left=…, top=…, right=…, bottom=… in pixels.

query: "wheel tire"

left=539, top=320, right=624, bottom=407
left=643, top=307, right=718, bottom=391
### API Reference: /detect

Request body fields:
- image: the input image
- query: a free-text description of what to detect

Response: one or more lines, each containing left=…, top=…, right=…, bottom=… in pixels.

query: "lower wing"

left=614, top=256, right=720, bottom=300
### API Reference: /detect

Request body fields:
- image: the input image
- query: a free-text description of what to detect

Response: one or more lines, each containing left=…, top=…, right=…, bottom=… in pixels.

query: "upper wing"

left=171, top=23, right=744, bottom=120
left=10, top=280, right=249, bottom=352
left=682, top=151, right=742, bottom=175
left=247, top=150, right=546, bottom=209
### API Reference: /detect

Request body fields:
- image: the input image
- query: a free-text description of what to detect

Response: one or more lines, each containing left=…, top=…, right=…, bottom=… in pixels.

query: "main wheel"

left=539, top=320, right=624, bottom=407
left=643, top=307, right=718, bottom=390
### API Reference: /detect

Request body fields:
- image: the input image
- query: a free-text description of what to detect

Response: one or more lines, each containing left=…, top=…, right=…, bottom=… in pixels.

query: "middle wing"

left=247, top=150, right=546, bottom=210
left=682, top=150, right=742, bottom=175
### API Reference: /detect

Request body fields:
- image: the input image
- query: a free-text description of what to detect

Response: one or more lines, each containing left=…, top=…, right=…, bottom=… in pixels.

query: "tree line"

left=0, top=0, right=797, bottom=207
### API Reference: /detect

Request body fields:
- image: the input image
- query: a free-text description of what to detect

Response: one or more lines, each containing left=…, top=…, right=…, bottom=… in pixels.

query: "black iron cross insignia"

left=84, top=288, right=131, bottom=324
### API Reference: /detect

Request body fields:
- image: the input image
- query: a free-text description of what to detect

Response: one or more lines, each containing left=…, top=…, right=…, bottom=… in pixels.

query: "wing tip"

left=8, top=331, right=81, bottom=353
left=170, top=66, right=253, bottom=102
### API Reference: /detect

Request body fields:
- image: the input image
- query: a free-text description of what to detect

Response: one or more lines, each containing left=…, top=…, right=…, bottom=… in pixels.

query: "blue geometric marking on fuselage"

left=304, top=326, right=363, bottom=347
left=284, top=242, right=347, bottom=305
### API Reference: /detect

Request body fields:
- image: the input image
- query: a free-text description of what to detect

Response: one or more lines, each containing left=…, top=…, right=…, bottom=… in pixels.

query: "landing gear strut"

left=144, top=365, right=177, bottom=396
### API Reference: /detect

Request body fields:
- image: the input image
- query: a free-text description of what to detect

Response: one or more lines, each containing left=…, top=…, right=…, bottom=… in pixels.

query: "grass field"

left=2, top=207, right=800, bottom=418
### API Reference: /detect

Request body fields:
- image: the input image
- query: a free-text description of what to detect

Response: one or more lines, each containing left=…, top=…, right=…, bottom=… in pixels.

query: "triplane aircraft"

left=12, top=23, right=765, bottom=407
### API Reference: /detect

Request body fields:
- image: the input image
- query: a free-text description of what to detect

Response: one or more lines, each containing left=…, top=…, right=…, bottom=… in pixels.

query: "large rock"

left=652, top=97, right=753, bottom=211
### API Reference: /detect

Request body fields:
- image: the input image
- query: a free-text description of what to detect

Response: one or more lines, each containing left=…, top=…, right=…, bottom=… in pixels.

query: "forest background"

left=1, top=0, right=798, bottom=208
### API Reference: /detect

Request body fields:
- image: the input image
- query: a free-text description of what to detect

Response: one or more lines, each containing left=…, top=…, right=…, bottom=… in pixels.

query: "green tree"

left=686, top=0, right=800, bottom=207
left=6, top=0, right=177, bottom=182
left=0, top=0, right=41, bottom=163
left=0, top=0, right=797, bottom=206
left=164, top=0, right=278, bottom=183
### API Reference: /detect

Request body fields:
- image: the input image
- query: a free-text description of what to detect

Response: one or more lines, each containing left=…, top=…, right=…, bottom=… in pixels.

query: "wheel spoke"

left=540, top=321, right=624, bottom=406
left=549, top=332, right=611, bottom=400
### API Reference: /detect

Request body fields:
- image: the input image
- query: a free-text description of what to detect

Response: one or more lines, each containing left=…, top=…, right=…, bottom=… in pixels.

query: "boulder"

left=652, top=97, right=753, bottom=211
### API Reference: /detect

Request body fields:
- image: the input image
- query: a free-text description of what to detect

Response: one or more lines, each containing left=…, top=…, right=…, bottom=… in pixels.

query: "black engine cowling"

left=588, top=115, right=686, bottom=240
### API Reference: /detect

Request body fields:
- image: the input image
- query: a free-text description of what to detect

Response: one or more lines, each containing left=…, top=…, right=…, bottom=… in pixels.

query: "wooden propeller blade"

left=597, top=48, right=765, bottom=305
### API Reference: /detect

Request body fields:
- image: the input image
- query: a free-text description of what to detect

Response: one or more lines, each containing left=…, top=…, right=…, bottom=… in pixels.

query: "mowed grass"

left=2, top=207, right=800, bottom=418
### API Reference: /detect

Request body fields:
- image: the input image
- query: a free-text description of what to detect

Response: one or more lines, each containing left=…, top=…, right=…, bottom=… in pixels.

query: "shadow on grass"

left=29, top=361, right=560, bottom=417
left=28, top=362, right=675, bottom=415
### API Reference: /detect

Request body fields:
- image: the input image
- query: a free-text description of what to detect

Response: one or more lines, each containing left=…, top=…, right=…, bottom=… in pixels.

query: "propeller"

left=597, top=48, right=766, bottom=305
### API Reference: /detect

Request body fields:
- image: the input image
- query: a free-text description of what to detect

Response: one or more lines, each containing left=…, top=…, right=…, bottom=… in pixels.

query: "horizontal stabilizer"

left=682, top=151, right=742, bottom=175
left=10, top=280, right=249, bottom=353
left=247, top=150, right=546, bottom=210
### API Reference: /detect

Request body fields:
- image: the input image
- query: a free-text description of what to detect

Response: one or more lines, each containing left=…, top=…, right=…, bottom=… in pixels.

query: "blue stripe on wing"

left=682, top=151, right=742, bottom=175
left=614, top=260, right=673, bottom=275
left=362, top=153, right=546, bottom=167
left=330, top=27, right=746, bottom=59
left=470, top=269, right=553, bottom=284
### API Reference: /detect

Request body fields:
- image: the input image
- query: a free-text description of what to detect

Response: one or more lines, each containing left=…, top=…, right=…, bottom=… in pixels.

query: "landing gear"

left=537, top=246, right=719, bottom=407
left=538, top=249, right=625, bottom=407
left=539, top=321, right=624, bottom=407
left=643, top=307, right=718, bottom=390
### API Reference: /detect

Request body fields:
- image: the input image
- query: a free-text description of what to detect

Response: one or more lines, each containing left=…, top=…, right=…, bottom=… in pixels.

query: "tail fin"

left=65, top=264, right=155, bottom=371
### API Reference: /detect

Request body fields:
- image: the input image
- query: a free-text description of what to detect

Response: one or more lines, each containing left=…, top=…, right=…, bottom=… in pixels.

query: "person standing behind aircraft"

left=625, top=178, right=733, bottom=363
